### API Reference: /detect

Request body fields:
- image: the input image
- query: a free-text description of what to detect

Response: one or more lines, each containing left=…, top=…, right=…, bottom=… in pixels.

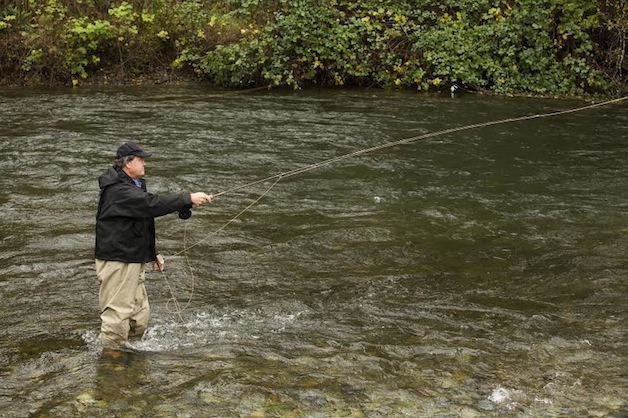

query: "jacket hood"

left=98, top=166, right=125, bottom=189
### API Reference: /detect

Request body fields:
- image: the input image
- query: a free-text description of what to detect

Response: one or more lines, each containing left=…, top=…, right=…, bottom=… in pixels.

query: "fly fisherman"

left=95, top=142, right=212, bottom=349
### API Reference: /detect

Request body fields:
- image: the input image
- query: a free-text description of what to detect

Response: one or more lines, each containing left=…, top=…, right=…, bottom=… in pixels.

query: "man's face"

left=125, top=156, right=146, bottom=179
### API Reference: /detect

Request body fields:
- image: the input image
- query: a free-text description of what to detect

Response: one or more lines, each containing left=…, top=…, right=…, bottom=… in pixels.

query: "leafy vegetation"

left=1, top=0, right=626, bottom=95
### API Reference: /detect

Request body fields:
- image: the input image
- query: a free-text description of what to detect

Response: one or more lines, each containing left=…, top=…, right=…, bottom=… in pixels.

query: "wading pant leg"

left=95, top=260, right=148, bottom=346
left=128, top=269, right=150, bottom=341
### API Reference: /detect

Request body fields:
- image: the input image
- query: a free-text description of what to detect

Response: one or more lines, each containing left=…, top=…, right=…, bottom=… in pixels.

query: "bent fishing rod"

left=209, top=95, right=628, bottom=200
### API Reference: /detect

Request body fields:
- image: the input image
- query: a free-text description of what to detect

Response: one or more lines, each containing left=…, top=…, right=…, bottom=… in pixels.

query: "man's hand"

left=191, top=192, right=213, bottom=206
left=152, top=254, right=165, bottom=272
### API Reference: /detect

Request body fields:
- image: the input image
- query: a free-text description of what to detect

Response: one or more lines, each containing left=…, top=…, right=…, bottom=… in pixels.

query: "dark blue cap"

left=116, top=142, right=152, bottom=158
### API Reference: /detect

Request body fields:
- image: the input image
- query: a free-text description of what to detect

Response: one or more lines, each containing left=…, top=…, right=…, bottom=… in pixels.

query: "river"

left=0, top=87, right=626, bottom=417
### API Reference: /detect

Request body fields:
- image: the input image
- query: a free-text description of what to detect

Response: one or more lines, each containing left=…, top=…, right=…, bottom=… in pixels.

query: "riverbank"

left=0, top=65, right=189, bottom=88
left=2, top=72, right=622, bottom=103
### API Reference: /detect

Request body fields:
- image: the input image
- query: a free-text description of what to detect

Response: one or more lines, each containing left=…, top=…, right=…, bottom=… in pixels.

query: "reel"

left=178, top=205, right=192, bottom=220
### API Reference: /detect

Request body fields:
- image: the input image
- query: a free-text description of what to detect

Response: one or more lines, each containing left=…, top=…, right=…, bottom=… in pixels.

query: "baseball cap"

left=116, top=142, right=153, bottom=158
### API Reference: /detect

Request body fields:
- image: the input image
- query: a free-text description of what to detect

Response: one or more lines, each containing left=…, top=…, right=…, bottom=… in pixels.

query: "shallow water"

left=0, top=87, right=626, bottom=417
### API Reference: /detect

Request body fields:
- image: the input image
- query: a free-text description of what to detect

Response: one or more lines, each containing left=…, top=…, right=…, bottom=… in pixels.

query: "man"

left=95, top=142, right=212, bottom=348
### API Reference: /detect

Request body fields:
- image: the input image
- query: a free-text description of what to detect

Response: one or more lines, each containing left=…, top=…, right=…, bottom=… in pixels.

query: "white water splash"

left=489, top=386, right=511, bottom=404
left=117, top=307, right=309, bottom=352
left=488, top=386, right=527, bottom=410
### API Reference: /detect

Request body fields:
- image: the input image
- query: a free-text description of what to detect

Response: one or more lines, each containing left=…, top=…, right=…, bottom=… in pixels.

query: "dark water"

left=0, top=87, right=626, bottom=417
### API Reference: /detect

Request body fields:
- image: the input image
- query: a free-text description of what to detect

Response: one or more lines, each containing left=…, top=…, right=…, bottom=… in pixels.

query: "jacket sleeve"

left=104, top=183, right=192, bottom=219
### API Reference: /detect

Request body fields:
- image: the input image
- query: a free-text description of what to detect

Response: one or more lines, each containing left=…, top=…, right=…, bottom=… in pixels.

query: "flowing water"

left=0, top=87, right=626, bottom=417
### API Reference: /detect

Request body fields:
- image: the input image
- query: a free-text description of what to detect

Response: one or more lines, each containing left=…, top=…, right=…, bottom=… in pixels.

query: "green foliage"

left=195, top=0, right=615, bottom=94
left=0, top=0, right=624, bottom=94
left=199, top=1, right=430, bottom=88
left=22, top=48, right=43, bottom=71
left=66, top=17, right=115, bottom=78
left=413, top=0, right=606, bottom=94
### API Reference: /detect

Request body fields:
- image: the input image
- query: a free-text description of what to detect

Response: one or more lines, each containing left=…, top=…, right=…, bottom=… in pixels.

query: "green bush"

left=0, top=0, right=624, bottom=95
left=197, top=0, right=612, bottom=94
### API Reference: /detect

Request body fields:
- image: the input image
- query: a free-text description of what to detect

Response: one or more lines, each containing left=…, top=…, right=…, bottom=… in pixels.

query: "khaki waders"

left=95, top=259, right=150, bottom=346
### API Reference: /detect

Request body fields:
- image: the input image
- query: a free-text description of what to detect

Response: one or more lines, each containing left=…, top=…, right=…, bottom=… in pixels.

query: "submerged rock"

left=75, top=391, right=96, bottom=405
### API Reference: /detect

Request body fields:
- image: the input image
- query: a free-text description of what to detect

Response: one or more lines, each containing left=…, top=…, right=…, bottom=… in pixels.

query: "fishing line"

left=174, top=175, right=283, bottom=255
left=160, top=94, right=627, bottom=319
left=160, top=175, right=283, bottom=318
left=161, top=221, right=194, bottom=322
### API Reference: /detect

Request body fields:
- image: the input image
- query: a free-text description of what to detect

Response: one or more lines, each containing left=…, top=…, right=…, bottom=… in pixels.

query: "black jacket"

left=95, top=165, right=192, bottom=263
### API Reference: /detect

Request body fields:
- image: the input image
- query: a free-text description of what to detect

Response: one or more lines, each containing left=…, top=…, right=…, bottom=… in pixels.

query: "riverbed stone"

left=76, top=391, right=96, bottom=404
